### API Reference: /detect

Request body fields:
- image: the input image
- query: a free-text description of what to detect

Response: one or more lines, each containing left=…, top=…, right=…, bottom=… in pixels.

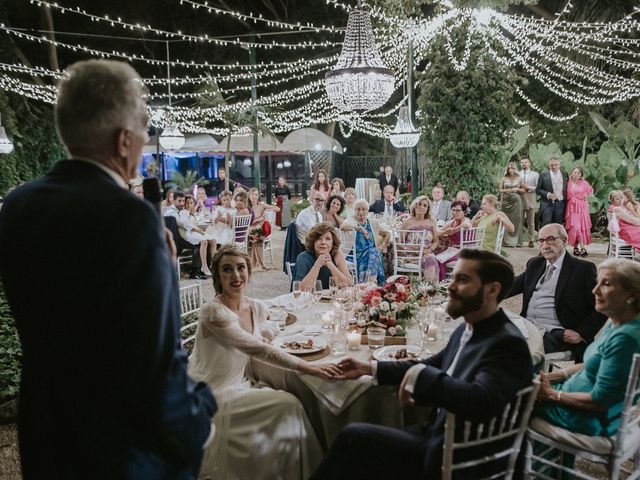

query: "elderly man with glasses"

left=506, top=223, right=606, bottom=361
left=295, top=193, right=326, bottom=244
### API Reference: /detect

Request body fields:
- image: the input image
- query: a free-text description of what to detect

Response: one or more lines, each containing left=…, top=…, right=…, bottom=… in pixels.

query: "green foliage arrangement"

left=418, top=27, right=518, bottom=200
left=0, top=283, right=21, bottom=421
left=290, top=198, right=310, bottom=219
left=167, top=170, right=209, bottom=192
left=0, top=92, right=65, bottom=195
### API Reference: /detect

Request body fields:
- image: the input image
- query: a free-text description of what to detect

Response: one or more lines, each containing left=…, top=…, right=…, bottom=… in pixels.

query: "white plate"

left=279, top=334, right=327, bottom=355
left=372, top=345, right=426, bottom=362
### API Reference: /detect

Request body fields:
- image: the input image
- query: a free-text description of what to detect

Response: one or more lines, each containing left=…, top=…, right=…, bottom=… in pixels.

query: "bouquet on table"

left=352, top=275, right=418, bottom=337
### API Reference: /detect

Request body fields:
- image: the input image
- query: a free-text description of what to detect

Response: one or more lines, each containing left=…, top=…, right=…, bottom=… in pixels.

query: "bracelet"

left=557, top=391, right=562, bottom=403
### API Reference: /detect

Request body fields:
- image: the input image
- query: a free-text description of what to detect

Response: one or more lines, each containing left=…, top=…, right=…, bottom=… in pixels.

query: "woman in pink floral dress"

left=565, top=167, right=593, bottom=256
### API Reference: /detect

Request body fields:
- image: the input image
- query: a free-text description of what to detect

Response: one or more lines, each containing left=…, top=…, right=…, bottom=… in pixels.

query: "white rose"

left=380, top=301, right=390, bottom=312
left=396, top=284, right=406, bottom=293
left=391, top=302, right=398, bottom=311
left=357, top=318, right=367, bottom=327
left=369, top=307, right=378, bottom=316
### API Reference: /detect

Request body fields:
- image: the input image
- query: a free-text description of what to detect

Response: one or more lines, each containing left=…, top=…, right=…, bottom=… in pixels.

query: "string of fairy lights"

left=0, top=0, right=638, bottom=139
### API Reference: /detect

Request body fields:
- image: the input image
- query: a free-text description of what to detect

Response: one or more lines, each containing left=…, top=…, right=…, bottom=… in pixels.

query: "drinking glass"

left=313, top=280, right=323, bottom=304
left=270, top=309, right=288, bottom=331
left=330, top=330, right=347, bottom=355
left=367, top=327, right=386, bottom=350
left=418, top=309, right=434, bottom=349
left=292, top=281, right=302, bottom=301
left=329, top=277, right=338, bottom=299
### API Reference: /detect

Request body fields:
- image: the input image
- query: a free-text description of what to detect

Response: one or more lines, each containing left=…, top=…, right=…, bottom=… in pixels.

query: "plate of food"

left=372, top=345, right=426, bottom=362
left=279, top=334, right=327, bottom=355
left=268, top=308, right=297, bottom=327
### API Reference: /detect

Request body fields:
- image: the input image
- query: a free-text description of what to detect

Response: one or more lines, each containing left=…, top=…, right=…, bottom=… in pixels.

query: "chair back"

left=442, top=381, right=540, bottom=480
left=179, top=282, right=204, bottom=348
left=232, top=214, right=252, bottom=252
left=458, top=226, right=486, bottom=250
left=338, top=229, right=357, bottom=280
left=393, top=229, right=426, bottom=280
left=494, top=224, right=506, bottom=254
left=614, top=353, right=640, bottom=460
left=607, top=212, right=635, bottom=259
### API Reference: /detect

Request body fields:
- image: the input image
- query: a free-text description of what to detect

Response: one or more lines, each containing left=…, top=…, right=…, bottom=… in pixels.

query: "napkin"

left=300, top=374, right=374, bottom=416
left=264, top=292, right=311, bottom=311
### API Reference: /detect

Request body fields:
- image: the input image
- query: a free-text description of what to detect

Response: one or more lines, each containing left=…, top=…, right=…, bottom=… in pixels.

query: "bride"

left=188, top=244, right=340, bottom=480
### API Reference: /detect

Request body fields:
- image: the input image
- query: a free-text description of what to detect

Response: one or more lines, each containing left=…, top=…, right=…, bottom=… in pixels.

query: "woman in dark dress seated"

left=294, top=222, right=353, bottom=291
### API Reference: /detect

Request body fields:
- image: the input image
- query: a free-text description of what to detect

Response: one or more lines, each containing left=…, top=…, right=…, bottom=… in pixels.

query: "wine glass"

left=418, top=308, right=434, bottom=350
left=313, top=280, right=323, bottom=305
left=329, top=277, right=338, bottom=299
left=292, top=281, right=302, bottom=301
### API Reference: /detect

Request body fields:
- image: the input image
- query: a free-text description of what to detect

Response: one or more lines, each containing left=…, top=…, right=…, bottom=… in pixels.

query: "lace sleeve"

left=200, top=300, right=300, bottom=370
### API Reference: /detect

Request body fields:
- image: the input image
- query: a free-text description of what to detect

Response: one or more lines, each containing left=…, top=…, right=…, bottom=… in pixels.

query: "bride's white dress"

left=187, top=297, right=322, bottom=480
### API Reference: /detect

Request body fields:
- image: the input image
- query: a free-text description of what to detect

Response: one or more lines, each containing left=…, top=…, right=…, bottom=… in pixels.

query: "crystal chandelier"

left=389, top=106, right=420, bottom=148
left=0, top=113, right=14, bottom=154
left=159, top=111, right=185, bottom=151
left=325, top=3, right=395, bottom=112
left=159, top=43, right=185, bottom=151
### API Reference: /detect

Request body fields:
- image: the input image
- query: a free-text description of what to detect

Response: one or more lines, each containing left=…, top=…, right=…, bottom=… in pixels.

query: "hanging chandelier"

left=389, top=106, right=420, bottom=148
left=325, top=3, right=395, bottom=112
left=0, top=113, right=14, bottom=154
left=159, top=111, right=185, bottom=151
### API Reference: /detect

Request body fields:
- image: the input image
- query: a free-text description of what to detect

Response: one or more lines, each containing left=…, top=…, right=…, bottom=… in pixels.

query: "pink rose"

left=388, top=327, right=397, bottom=336
left=370, top=296, right=382, bottom=307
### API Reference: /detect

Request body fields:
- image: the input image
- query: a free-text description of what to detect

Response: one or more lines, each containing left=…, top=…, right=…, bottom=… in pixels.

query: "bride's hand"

left=302, top=362, right=342, bottom=379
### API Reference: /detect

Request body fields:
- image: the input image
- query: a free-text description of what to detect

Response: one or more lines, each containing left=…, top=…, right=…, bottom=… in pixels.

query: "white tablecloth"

left=355, top=178, right=379, bottom=204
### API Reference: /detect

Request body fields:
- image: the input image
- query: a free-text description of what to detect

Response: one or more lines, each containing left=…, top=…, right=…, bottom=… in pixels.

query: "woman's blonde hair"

left=410, top=195, right=432, bottom=219
left=304, top=222, right=340, bottom=257
left=598, top=259, right=640, bottom=313
left=482, top=194, right=499, bottom=207
left=344, top=187, right=356, bottom=199
left=609, top=190, right=624, bottom=203
left=211, top=245, right=252, bottom=294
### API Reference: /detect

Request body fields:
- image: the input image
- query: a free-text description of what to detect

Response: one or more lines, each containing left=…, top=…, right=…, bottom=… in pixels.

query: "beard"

left=447, top=286, right=485, bottom=319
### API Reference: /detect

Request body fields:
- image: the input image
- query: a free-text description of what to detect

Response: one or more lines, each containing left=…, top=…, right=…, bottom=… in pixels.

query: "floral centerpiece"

left=352, top=275, right=418, bottom=337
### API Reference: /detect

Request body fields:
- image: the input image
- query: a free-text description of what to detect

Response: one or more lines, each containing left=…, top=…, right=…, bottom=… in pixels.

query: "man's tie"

left=385, top=202, right=392, bottom=217
left=539, top=264, right=556, bottom=285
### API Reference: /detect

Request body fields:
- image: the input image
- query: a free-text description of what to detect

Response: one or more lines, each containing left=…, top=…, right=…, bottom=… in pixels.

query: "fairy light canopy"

left=325, top=2, right=395, bottom=112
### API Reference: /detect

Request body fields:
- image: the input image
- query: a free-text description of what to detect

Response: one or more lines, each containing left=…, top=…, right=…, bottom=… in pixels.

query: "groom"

left=311, top=249, right=533, bottom=480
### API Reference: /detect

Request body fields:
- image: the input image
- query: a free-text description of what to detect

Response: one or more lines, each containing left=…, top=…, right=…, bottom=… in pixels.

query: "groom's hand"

left=398, top=373, right=416, bottom=406
left=335, top=358, right=372, bottom=380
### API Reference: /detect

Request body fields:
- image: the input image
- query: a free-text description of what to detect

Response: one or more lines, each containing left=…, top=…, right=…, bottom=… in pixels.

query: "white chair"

left=262, top=210, right=276, bottom=264
left=607, top=213, right=636, bottom=260
left=459, top=226, right=486, bottom=250
left=179, top=282, right=204, bottom=349
left=494, top=223, right=506, bottom=254
left=285, top=261, right=295, bottom=280
left=527, top=353, right=640, bottom=480
left=442, top=381, right=540, bottom=480
left=393, top=229, right=426, bottom=281
left=338, top=230, right=358, bottom=281
left=232, top=214, right=252, bottom=252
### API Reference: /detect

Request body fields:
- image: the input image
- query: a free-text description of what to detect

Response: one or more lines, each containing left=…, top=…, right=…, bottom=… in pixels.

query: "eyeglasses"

left=537, top=236, right=559, bottom=245
left=314, top=198, right=325, bottom=203
left=451, top=208, right=463, bottom=212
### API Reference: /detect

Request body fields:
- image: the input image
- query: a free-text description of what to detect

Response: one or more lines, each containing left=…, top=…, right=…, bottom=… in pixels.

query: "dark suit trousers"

left=540, top=200, right=565, bottom=227
left=543, top=329, right=586, bottom=362
left=310, top=423, right=426, bottom=480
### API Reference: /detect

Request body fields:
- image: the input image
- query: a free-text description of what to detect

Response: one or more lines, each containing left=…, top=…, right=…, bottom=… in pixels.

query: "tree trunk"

left=40, top=6, right=59, bottom=71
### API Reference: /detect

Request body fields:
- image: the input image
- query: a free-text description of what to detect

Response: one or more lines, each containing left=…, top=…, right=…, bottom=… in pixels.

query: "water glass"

left=330, top=331, right=347, bottom=355
left=270, top=309, right=288, bottom=331
left=367, top=327, right=386, bottom=350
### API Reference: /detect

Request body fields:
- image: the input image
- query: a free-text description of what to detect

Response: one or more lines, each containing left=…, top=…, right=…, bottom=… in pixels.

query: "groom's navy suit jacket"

left=0, top=160, right=216, bottom=479
left=377, top=309, right=533, bottom=479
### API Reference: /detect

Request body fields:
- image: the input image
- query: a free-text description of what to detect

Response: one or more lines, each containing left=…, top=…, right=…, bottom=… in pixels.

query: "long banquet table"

left=250, top=293, right=544, bottom=448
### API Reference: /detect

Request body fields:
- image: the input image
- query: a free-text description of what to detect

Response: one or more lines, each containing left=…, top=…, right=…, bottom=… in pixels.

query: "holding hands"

left=301, top=362, right=344, bottom=380
left=334, top=358, right=372, bottom=380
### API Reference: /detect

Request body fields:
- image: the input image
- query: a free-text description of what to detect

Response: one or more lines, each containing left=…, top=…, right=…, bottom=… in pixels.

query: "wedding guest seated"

left=310, top=169, right=330, bottom=200
left=330, top=177, right=346, bottom=197
left=433, top=201, right=472, bottom=278
left=196, top=186, right=214, bottom=210
left=248, top=187, right=279, bottom=271
left=207, top=190, right=236, bottom=253
left=295, top=192, right=325, bottom=244
left=341, top=187, right=357, bottom=219
left=181, top=194, right=217, bottom=276
left=369, top=185, right=406, bottom=218
left=343, top=199, right=390, bottom=284
left=311, top=249, right=533, bottom=480
left=188, top=245, right=341, bottom=479
left=130, top=183, right=143, bottom=198
left=293, top=222, right=353, bottom=291
left=506, top=223, right=606, bottom=361
left=431, top=184, right=452, bottom=224
left=609, top=190, right=640, bottom=251
left=470, top=195, right=515, bottom=253
left=532, top=259, right=640, bottom=438
left=398, top=195, right=440, bottom=283
left=456, top=190, right=480, bottom=219
left=160, top=187, right=174, bottom=214
left=324, top=194, right=345, bottom=229
left=623, top=188, right=640, bottom=217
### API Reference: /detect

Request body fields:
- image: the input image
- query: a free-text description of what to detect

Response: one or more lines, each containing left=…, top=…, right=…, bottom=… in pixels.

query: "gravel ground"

left=0, top=230, right=616, bottom=478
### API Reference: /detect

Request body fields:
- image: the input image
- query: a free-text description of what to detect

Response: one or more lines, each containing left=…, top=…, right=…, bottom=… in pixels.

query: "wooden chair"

left=393, top=229, right=426, bottom=281
left=179, top=282, right=204, bottom=350
left=263, top=210, right=276, bottom=264
left=232, top=214, right=252, bottom=252
left=442, top=381, right=540, bottom=480
left=527, top=353, right=640, bottom=480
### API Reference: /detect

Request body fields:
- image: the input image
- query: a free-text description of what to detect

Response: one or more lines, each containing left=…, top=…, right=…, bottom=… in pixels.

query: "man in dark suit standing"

left=369, top=185, right=406, bottom=217
left=0, top=60, right=216, bottom=479
left=378, top=165, right=399, bottom=195
left=311, top=249, right=533, bottom=480
left=536, top=156, right=568, bottom=227
left=507, top=223, right=606, bottom=361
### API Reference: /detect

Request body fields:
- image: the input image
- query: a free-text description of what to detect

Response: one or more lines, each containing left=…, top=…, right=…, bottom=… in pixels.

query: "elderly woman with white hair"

left=342, top=198, right=390, bottom=284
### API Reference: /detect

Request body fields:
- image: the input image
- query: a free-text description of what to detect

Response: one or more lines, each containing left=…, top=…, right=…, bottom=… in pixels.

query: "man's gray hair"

left=55, top=60, right=148, bottom=157
left=545, top=222, right=568, bottom=240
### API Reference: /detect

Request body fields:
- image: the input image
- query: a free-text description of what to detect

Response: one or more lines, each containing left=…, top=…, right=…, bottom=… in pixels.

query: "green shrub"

left=290, top=198, right=310, bottom=219
left=0, top=283, right=21, bottom=421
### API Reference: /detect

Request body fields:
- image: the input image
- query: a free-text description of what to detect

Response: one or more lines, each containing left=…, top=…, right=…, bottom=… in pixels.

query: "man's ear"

left=486, top=281, right=502, bottom=301
left=115, top=128, right=131, bottom=158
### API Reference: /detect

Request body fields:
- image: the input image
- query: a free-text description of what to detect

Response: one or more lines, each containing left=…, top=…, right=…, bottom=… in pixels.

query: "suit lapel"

left=555, top=253, right=572, bottom=303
